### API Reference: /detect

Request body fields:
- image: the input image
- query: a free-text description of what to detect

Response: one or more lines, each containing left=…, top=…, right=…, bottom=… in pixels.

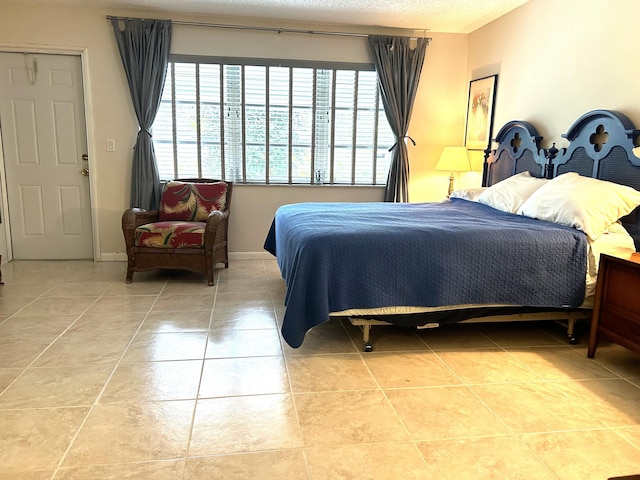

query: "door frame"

left=0, top=44, right=99, bottom=262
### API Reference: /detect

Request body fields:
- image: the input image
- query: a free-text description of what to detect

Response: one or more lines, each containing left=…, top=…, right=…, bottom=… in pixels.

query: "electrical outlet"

left=106, top=139, right=116, bottom=152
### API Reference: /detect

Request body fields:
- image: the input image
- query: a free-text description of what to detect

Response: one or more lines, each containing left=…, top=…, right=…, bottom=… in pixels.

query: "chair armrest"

left=122, top=208, right=159, bottom=248
left=204, top=210, right=230, bottom=246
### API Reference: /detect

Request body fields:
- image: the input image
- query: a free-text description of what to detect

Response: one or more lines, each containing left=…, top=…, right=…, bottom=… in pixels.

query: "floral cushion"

left=135, top=221, right=206, bottom=248
left=159, top=181, right=228, bottom=222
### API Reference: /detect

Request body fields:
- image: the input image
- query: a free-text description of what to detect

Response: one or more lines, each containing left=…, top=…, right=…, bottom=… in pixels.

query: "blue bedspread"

left=264, top=198, right=588, bottom=348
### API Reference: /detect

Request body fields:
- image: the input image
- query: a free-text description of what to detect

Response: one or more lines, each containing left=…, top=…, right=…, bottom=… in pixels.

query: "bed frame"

left=349, top=109, right=640, bottom=351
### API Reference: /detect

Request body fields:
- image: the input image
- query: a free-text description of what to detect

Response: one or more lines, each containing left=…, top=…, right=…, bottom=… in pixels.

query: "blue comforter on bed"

left=264, top=198, right=588, bottom=348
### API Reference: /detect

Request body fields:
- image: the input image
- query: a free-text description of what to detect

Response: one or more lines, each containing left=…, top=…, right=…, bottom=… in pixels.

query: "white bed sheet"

left=331, top=223, right=635, bottom=316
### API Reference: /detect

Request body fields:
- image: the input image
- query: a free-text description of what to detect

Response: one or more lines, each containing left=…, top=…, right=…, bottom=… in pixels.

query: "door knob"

left=81, top=168, right=89, bottom=176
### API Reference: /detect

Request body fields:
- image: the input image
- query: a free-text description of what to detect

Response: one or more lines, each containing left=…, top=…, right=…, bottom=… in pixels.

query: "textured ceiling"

left=1, top=0, right=530, bottom=33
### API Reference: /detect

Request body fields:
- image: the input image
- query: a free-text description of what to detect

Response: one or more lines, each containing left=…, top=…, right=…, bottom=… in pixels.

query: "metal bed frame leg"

left=566, top=318, right=577, bottom=344
left=361, top=324, right=373, bottom=352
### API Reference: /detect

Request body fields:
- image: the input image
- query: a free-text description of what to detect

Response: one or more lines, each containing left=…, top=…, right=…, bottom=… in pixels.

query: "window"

left=152, top=56, right=395, bottom=185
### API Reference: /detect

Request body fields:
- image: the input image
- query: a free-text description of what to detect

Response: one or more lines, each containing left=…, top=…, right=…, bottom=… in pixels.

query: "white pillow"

left=518, top=172, right=640, bottom=240
left=477, top=171, right=548, bottom=214
left=450, top=187, right=487, bottom=202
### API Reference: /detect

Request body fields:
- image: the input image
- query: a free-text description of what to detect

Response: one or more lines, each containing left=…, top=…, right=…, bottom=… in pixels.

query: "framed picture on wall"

left=464, top=74, right=498, bottom=150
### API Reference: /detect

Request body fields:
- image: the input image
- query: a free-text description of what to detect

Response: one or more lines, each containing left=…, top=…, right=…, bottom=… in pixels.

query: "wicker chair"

left=122, top=178, right=232, bottom=285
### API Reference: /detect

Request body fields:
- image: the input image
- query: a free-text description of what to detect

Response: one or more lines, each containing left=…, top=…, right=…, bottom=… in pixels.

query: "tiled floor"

left=1, top=259, right=640, bottom=479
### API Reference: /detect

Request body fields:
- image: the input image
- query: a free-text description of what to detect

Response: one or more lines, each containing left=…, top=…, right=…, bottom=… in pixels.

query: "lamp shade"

left=435, top=146, right=471, bottom=172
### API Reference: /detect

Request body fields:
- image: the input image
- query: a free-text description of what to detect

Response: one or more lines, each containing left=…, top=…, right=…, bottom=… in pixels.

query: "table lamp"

left=435, top=146, right=471, bottom=197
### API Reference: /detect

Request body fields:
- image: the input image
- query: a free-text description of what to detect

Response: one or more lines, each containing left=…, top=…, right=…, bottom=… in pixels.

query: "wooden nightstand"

left=588, top=253, right=640, bottom=358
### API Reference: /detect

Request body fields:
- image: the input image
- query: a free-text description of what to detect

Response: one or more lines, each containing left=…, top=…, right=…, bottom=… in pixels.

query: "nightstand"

left=588, top=253, right=640, bottom=358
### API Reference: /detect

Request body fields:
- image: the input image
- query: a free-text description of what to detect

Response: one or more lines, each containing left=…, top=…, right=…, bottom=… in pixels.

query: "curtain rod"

left=106, top=15, right=431, bottom=41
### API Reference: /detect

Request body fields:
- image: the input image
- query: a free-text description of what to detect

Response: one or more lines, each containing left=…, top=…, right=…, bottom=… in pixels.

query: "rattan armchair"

left=122, top=178, right=232, bottom=285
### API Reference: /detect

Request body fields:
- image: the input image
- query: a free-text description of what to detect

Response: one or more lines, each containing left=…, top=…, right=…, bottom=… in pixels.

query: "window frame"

left=152, top=54, right=393, bottom=186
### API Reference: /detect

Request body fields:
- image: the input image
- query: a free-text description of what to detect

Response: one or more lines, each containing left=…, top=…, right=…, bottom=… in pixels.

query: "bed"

left=264, top=109, right=640, bottom=351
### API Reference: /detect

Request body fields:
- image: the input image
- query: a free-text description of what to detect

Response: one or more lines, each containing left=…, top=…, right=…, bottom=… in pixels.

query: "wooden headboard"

left=551, top=110, right=640, bottom=248
left=482, top=120, right=547, bottom=187
left=483, top=109, right=640, bottom=249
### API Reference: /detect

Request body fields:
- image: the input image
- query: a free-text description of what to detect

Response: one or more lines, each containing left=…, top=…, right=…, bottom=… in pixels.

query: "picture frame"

left=464, top=74, right=498, bottom=150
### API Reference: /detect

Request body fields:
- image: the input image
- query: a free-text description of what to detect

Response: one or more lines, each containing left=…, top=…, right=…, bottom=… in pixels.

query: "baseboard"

left=98, top=252, right=274, bottom=262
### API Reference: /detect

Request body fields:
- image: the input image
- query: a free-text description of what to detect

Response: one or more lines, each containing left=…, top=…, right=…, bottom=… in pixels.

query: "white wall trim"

left=99, top=251, right=274, bottom=262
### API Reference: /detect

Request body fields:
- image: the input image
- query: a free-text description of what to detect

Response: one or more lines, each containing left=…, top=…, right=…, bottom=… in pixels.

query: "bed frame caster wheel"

left=363, top=342, right=373, bottom=352
left=568, top=334, right=577, bottom=345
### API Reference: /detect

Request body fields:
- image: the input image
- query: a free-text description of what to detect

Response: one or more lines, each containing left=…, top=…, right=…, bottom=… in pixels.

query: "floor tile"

left=587, top=344, right=640, bottom=377
left=362, top=351, right=462, bottom=388
left=214, top=292, right=274, bottom=309
left=42, top=281, right=112, bottom=297
left=63, top=401, right=194, bottom=466
left=199, top=356, right=289, bottom=398
left=386, top=386, right=510, bottom=441
left=183, top=450, right=308, bottom=479
left=205, top=328, right=282, bottom=358
left=105, top=279, right=167, bottom=296
left=0, top=365, right=112, bottom=408
left=216, top=260, right=267, bottom=279
left=294, top=390, right=409, bottom=446
left=0, top=407, right=88, bottom=474
left=152, top=293, right=215, bottom=312
left=139, top=310, right=212, bottom=333
left=100, top=360, right=203, bottom=402
left=615, top=424, right=640, bottom=449
left=215, top=277, right=271, bottom=294
left=282, top=323, right=357, bottom=355
left=189, top=394, right=302, bottom=455
left=122, top=332, right=208, bottom=362
left=0, top=368, right=22, bottom=392
left=471, top=382, right=606, bottom=433
left=0, top=314, right=78, bottom=338
left=54, top=459, right=185, bottom=479
left=287, top=353, right=376, bottom=392
left=2, top=259, right=640, bottom=479
left=0, top=297, right=39, bottom=315
left=480, top=322, right=564, bottom=347
left=305, top=443, right=432, bottom=479
left=417, top=435, right=558, bottom=479
left=0, top=336, right=55, bottom=368
left=521, top=429, right=640, bottom=480
left=84, top=295, right=157, bottom=314
left=210, top=306, right=277, bottom=330
left=508, top=345, right=619, bottom=381
left=67, top=312, right=145, bottom=336
left=436, top=348, right=542, bottom=384
left=16, top=296, right=98, bottom=316
left=550, top=378, right=640, bottom=427
left=33, top=332, right=133, bottom=367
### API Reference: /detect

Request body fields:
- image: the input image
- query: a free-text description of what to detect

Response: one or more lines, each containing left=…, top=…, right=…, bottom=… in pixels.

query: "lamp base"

left=447, top=174, right=455, bottom=197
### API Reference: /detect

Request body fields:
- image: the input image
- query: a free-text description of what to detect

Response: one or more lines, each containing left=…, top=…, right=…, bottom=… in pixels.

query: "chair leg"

left=125, top=259, right=134, bottom=283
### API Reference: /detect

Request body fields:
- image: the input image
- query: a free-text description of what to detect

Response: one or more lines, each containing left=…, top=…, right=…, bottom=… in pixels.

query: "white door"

left=0, top=52, right=93, bottom=259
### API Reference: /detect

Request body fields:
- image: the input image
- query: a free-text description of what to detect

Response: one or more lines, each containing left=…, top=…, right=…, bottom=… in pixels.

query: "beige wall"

left=468, top=0, right=640, bottom=148
left=0, top=3, right=469, bottom=258
left=3, top=0, right=637, bottom=258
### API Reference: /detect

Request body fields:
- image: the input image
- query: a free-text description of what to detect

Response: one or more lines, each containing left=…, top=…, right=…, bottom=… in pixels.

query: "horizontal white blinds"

left=153, top=58, right=394, bottom=185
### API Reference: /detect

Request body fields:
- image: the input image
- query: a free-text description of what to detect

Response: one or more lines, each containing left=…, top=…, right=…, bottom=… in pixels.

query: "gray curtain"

left=111, top=17, right=172, bottom=210
left=369, top=36, right=428, bottom=202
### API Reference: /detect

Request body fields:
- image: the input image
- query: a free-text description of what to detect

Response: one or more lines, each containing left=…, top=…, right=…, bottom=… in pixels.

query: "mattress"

left=332, top=221, right=636, bottom=317
left=266, top=199, right=592, bottom=347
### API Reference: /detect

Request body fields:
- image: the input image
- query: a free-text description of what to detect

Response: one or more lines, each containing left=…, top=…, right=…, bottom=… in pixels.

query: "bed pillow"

left=450, top=187, right=487, bottom=202
left=477, top=171, right=548, bottom=214
left=518, top=172, right=640, bottom=240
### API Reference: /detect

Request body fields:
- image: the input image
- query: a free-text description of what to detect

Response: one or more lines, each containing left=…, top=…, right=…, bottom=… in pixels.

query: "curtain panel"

left=111, top=17, right=172, bottom=210
left=368, top=35, right=428, bottom=202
